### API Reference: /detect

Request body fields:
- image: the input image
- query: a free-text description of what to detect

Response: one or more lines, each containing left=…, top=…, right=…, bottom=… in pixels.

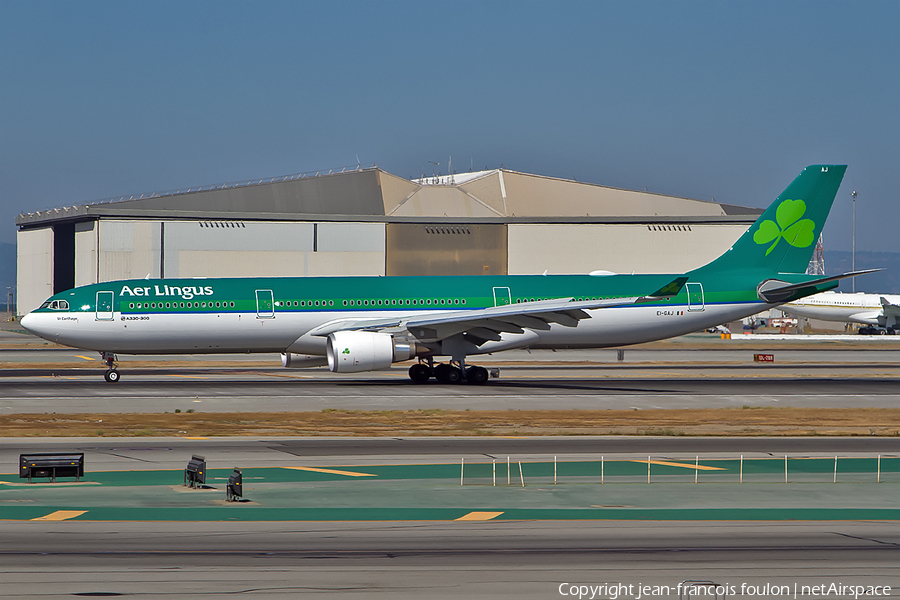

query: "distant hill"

left=825, top=251, right=899, bottom=293
left=0, top=242, right=14, bottom=311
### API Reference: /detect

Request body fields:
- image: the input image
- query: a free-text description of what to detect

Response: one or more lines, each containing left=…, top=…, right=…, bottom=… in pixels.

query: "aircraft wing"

left=404, top=277, right=688, bottom=344
left=305, top=277, right=688, bottom=345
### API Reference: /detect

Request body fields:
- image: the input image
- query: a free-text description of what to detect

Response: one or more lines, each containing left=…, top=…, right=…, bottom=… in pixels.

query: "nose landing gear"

left=101, top=352, right=120, bottom=383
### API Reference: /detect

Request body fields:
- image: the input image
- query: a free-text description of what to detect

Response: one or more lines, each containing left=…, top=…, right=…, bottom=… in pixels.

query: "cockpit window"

left=43, top=300, right=70, bottom=310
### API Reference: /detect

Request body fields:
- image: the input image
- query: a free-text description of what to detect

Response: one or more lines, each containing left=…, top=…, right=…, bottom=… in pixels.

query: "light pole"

left=851, top=190, right=858, bottom=292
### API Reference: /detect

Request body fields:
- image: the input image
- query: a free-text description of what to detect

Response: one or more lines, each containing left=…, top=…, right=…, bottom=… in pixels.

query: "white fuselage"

left=783, top=292, right=900, bottom=325
left=21, top=300, right=768, bottom=356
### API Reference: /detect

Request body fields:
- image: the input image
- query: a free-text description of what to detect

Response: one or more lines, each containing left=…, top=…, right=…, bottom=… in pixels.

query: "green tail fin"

left=696, top=165, right=846, bottom=275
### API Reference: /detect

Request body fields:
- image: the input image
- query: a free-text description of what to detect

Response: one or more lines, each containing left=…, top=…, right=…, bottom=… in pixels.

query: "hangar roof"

left=16, top=166, right=762, bottom=228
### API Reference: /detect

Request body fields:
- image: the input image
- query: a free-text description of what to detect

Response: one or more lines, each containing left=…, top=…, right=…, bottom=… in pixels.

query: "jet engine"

left=326, top=331, right=418, bottom=373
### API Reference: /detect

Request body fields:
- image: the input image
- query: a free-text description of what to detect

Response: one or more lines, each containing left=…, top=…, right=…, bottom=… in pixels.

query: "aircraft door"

left=493, top=287, right=511, bottom=307
left=686, top=283, right=705, bottom=312
left=96, top=291, right=114, bottom=321
left=255, top=289, right=275, bottom=319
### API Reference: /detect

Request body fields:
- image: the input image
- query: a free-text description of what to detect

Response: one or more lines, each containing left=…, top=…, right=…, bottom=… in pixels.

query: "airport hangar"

left=15, top=166, right=763, bottom=316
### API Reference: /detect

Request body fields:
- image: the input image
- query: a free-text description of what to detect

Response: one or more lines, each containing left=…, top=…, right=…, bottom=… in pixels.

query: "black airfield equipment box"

left=226, top=468, right=243, bottom=501
left=19, top=453, right=85, bottom=483
left=184, top=455, right=207, bottom=488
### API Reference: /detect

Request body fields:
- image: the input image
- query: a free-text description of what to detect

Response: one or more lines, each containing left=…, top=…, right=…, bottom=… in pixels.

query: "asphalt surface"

left=3, top=343, right=900, bottom=412
left=3, top=339, right=900, bottom=598
left=2, top=521, right=899, bottom=598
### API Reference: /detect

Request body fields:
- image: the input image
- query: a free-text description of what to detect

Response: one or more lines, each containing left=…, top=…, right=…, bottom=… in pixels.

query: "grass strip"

left=3, top=407, right=900, bottom=437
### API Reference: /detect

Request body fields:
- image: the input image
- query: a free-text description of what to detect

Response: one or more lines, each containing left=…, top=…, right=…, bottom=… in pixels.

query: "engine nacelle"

left=281, top=353, right=328, bottom=368
left=326, top=331, right=416, bottom=373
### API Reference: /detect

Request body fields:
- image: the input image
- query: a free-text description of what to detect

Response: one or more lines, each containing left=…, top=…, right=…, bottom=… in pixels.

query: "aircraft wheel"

left=433, top=363, right=451, bottom=383
left=408, top=363, right=432, bottom=383
left=104, top=369, right=120, bottom=383
left=878, top=329, right=887, bottom=335
left=446, top=366, right=463, bottom=384
left=466, top=366, right=489, bottom=385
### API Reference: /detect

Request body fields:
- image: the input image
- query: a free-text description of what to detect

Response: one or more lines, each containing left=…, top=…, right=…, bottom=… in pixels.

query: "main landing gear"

left=408, top=359, right=491, bottom=385
left=101, top=352, right=120, bottom=383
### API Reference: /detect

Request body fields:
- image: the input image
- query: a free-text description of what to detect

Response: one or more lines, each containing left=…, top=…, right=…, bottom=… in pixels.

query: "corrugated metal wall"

left=386, top=223, right=507, bottom=276
left=98, top=221, right=160, bottom=281
left=91, top=220, right=387, bottom=280
left=507, top=223, right=747, bottom=275
left=16, top=227, right=53, bottom=314
left=74, top=221, right=97, bottom=287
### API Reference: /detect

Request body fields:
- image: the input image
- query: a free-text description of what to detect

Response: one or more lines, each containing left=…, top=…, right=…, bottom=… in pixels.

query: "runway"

left=2, top=344, right=900, bottom=412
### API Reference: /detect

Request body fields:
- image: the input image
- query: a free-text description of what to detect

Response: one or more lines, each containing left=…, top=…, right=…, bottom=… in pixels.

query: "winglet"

left=649, top=277, right=689, bottom=298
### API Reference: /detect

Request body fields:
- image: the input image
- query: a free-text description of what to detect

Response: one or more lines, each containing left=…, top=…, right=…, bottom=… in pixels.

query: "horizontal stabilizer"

left=880, top=297, right=899, bottom=310
left=757, top=269, right=882, bottom=303
left=881, top=297, right=900, bottom=328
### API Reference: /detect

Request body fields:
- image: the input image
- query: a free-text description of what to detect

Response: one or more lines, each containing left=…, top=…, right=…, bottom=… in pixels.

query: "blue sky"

left=2, top=0, right=898, bottom=252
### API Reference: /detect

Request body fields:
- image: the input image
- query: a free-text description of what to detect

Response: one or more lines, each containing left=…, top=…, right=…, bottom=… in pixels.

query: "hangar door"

left=386, top=224, right=507, bottom=276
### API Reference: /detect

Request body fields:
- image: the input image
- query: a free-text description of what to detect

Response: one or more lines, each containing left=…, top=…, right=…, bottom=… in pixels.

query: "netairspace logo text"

left=557, top=582, right=892, bottom=599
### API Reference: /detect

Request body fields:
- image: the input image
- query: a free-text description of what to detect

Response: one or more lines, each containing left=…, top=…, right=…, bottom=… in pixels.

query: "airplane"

left=783, top=291, right=900, bottom=334
left=22, top=164, right=875, bottom=384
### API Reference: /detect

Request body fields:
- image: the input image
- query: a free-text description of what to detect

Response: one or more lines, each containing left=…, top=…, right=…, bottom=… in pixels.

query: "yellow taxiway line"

left=633, top=459, right=725, bottom=471
left=283, top=466, right=377, bottom=477
left=31, top=510, right=87, bottom=521
left=455, top=511, right=504, bottom=521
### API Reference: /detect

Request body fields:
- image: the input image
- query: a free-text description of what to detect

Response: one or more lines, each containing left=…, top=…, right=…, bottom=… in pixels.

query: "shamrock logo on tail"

left=753, top=199, right=816, bottom=256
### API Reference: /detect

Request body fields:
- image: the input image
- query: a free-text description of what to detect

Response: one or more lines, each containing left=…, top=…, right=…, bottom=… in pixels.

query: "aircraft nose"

left=20, top=312, right=35, bottom=332
left=20, top=312, right=50, bottom=339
